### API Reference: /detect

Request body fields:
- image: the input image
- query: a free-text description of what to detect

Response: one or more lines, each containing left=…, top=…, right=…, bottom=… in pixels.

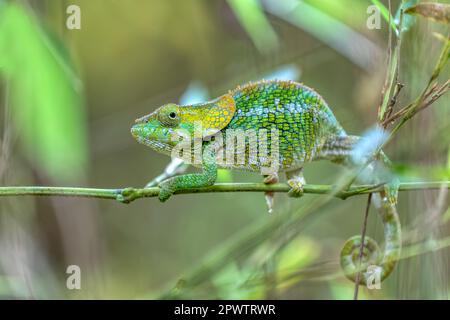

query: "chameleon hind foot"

left=375, top=150, right=399, bottom=205
left=384, top=177, right=399, bottom=205
left=263, top=172, right=279, bottom=213
left=286, top=169, right=305, bottom=198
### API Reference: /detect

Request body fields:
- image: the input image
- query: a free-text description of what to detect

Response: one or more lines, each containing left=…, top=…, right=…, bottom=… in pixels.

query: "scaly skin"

left=131, top=80, right=401, bottom=285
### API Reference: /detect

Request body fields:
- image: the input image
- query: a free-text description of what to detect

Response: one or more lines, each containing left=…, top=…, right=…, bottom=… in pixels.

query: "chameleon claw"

left=263, top=173, right=278, bottom=185
left=287, top=176, right=305, bottom=198
left=158, top=179, right=176, bottom=202
left=384, top=177, right=399, bottom=205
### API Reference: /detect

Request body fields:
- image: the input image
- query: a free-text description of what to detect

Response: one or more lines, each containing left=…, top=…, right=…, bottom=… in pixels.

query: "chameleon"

left=130, top=79, right=401, bottom=285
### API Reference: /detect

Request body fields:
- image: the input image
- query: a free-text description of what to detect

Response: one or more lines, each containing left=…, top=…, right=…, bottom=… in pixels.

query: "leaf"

left=212, top=263, right=264, bottom=299
left=263, top=64, right=301, bottom=82
left=432, top=31, right=450, bottom=43
left=378, top=44, right=400, bottom=121
left=227, top=0, right=279, bottom=54
left=0, top=4, right=87, bottom=183
left=263, top=0, right=382, bottom=70
left=405, top=2, right=450, bottom=24
left=275, top=236, right=320, bottom=290
left=443, top=207, right=450, bottom=224
left=179, top=81, right=209, bottom=105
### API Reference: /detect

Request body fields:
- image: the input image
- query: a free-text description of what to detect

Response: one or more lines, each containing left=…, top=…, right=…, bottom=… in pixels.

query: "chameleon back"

left=223, top=80, right=346, bottom=171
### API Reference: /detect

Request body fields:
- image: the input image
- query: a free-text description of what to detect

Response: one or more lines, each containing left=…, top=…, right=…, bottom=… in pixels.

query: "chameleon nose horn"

left=134, top=114, right=151, bottom=124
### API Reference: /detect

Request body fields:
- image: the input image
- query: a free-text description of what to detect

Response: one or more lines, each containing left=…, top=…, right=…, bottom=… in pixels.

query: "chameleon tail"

left=340, top=193, right=401, bottom=285
left=320, top=135, right=401, bottom=285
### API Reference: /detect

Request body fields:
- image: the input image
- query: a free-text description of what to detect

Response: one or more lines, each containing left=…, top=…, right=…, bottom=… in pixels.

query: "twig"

left=382, top=79, right=450, bottom=126
left=353, top=193, right=372, bottom=300
left=0, top=181, right=448, bottom=203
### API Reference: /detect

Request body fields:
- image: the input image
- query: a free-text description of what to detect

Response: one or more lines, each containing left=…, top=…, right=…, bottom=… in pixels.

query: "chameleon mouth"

left=130, top=124, right=141, bottom=140
left=130, top=124, right=173, bottom=154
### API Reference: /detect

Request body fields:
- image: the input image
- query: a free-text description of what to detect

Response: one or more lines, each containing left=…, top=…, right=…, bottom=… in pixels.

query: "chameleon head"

left=131, top=94, right=236, bottom=155
left=131, top=103, right=185, bottom=155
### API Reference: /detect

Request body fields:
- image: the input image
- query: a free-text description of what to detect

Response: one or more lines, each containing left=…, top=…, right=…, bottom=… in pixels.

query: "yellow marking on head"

left=179, top=94, right=236, bottom=135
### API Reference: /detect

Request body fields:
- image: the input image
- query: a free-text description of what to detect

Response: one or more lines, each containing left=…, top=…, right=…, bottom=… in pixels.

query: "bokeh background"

left=0, top=0, right=449, bottom=299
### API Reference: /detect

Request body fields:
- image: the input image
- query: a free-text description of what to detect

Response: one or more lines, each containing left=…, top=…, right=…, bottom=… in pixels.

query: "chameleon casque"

left=131, top=80, right=401, bottom=285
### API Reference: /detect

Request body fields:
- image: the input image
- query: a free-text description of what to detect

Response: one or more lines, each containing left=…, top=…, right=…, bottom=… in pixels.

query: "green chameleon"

left=131, top=80, right=401, bottom=285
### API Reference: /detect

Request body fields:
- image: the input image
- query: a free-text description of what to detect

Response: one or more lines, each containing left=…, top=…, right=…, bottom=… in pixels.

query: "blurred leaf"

left=275, top=236, right=320, bottom=290
left=217, top=169, right=233, bottom=183
left=227, top=0, right=279, bottom=54
left=443, top=207, right=450, bottom=223
left=263, top=64, right=301, bottom=81
left=447, top=148, right=450, bottom=174
left=0, top=4, right=87, bottom=182
left=405, top=2, right=450, bottom=24
left=263, top=0, right=382, bottom=70
left=392, top=163, right=450, bottom=181
left=329, top=282, right=369, bottom=300
left=212, top=262, right=264, bottom=299
left=351, top=127, right=388, bottom=165
left=304, top=0, right=369, bottom=28
left=179, top=81, right=209, bottom=105
left=371, top=0, right=398, bottom=34
left=432, top=31, right=450, bottom=43
left=276, top=236, right=320, bottom=276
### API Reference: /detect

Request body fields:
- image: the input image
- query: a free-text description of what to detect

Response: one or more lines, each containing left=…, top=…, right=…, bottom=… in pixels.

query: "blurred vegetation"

left=0, top=0, right=449, bottom=299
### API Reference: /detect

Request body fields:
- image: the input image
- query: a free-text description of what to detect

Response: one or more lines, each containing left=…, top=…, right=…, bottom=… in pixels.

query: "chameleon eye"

left=158, top=104, right=180, bottom=127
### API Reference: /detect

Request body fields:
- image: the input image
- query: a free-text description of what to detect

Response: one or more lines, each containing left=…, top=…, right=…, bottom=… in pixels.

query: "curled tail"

left=340, top=193, right=401, bottom=285
left=319, top=134, right=402, bottom=285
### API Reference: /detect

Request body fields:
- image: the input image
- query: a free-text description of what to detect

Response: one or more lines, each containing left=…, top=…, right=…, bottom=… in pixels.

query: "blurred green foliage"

left=0, top=3, right=87, bottom=182
left=227, top=0, right=279, bottom=53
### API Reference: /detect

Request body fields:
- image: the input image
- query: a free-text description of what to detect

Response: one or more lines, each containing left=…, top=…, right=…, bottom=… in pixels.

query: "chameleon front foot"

left=158, top=179, right=177, bottom=202
left=286, top=169, right=305, bottom=198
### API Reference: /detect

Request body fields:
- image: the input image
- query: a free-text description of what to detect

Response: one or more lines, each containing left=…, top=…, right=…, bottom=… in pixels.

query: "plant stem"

left=0, top=181, right=448, bottom=203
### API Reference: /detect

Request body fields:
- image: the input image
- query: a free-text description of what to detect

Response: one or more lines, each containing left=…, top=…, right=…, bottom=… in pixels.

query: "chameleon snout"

left=130, top=119, right=172, bottom=146
left=130, top=123, right=140, bottom=139
left=131, top=113, right=154, bottom=139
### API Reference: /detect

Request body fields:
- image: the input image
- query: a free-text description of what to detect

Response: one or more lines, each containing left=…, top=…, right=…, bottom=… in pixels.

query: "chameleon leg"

left=285, top=168, right=305, bottom=198
left=377, top=150, right=399, bottom=205
left=321, top=135, right=402, bottom=285
left=158, top=144, right=217, bottom=202
left=145, top=157, right=189, bottom=188
left=263, top=172, right=279, bottom=213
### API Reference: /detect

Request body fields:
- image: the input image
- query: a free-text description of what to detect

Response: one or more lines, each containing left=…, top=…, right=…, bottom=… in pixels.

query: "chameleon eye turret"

left=157, top=103, right=180, bottom=127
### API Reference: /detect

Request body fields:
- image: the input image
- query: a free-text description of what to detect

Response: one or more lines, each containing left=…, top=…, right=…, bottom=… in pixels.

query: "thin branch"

left=0, top=181, right=448, bottom=203
left=353, top=193, right=372, bottom=300
left=382, top=79, right=450, bottom=126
